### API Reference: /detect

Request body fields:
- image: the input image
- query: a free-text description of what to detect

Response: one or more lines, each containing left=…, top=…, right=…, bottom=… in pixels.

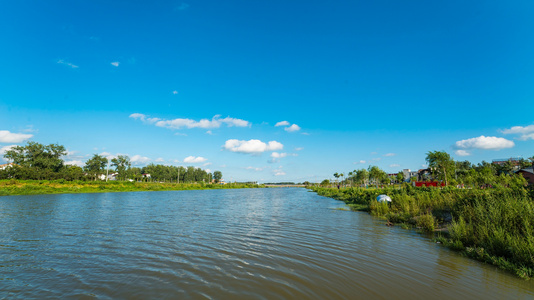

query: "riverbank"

left=309, top=185, right=534, bottom=280
left=0, top=179, right=263, bottom=196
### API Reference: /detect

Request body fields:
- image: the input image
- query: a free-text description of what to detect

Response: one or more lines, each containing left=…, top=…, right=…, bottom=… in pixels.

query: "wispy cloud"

left=172, top=90, right=178, bottom=95
left=223, top=139, right=283, bottom=154
left=175, top=2, right=190, bottom=10
left=131, top=155, right=151, bottom=165
left=454, top=136, right=514, bottom=151
left=130, top=113, right=250, bottom=130
left=0, top=130, right=33, bottom=143
left=353, top=160, right=366, bottom=164
left=295, top=147, right=304, bottom=151
left=501, top=124, right=534, bottom=141
left=111, top=61, right=120, bottom=67
left=65, top=160, right=85, bottom=167
left=57, top=59, right=79, bottom=68
left=384, top=153, right=396, bottom=157
left=273, top=166, right=286, bottom=176
left=389, top=164, right=400, bottom=168
left=155, top=158, right=165, bottom=163
left=455, top=150, right=471, bottom=156
left=268, top=152, right=297, bottom=163
left=245, top=166, right=263, bottom=171
left=183, top=156, right=207, bottom=163
left=276, top=120, right=301, bottom=133
left=285, top=124, right=301, bottom=132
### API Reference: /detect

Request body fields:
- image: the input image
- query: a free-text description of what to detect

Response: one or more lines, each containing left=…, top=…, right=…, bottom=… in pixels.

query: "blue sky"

left=1, top=1, right=533, bottom=183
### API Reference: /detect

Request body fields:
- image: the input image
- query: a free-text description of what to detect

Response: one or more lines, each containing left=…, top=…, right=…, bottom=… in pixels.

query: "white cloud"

left=155, top=158, right=165, bottom=162
left=354, top=160, right=366, bottom=164
left=223, top=139, right=283, bottom=154
left=203, top=162, right=212, bottom=166
left=131, top=113, right=250, bottom=130
left=384, top=153, right=396, bottom=157
left=455, top=150, right=471, bottom=156
left=245, top=166, right=263, bottom=171
left=270, top=152, right=288, bottom=158
left=65, top=160, right=84, bottom=167
left=275, top=121, right=290, bottom=127
left=129, top=113, right=146, bottom=121
left=206, top=130, right=213, bottom=135
left=284, top=124, right=301, bottom=132
left=173, top=90, right=178, bottom=95
left=501, top=124, right=534, bottom=141
left=131, top=155, right=151, bottom=165
left=295, top=147, right=304, bottom=151
left=100, top=152, right=117, bottom=160
left=454, top=135, right=515, bottom=150
left=0, top=130, right=33, bottom=143
left=57, top=59, right=79, bottom=68
left=272, top=166, right=285, bottom=176
left=389, top=164, right=400, bottom=168
left=111, top=61, right=120, bottom=67
left=0, top=145, right=16, bottom=157
left=183, top=156, right=207, bottom=163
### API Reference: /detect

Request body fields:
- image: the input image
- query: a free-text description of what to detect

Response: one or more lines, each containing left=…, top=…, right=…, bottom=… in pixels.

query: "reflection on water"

left=0, top=188, right=533, bottom=299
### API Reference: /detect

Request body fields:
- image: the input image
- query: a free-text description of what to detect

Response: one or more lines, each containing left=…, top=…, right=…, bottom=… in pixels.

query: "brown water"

left=1, top=188, right=533, bottom=299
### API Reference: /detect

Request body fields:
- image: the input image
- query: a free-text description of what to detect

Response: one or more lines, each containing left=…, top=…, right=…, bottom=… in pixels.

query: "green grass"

left=0, top=179, right=263, bottom=196
left=310, top=185, right=534, bottom=279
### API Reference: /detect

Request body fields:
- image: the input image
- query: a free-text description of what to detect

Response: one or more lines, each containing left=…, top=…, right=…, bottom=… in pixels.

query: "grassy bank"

left=0, top=179, right=263, bottom=196
left=310, top=185, right=534, bottom=279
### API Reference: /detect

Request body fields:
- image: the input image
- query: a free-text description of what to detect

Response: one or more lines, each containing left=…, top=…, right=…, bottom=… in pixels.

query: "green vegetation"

left=0, top=179, right=262, bottom=197
left=1, top=141, right=223, bottom=184
left=312, top=150, right=534, bottom=279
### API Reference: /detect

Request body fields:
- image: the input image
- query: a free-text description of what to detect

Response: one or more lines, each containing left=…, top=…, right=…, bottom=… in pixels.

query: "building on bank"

left=516, top=167, right=534, bottom=186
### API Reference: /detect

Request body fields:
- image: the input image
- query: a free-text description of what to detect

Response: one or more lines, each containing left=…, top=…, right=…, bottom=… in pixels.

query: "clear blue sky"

left=1, top=1, right=533, bottom=182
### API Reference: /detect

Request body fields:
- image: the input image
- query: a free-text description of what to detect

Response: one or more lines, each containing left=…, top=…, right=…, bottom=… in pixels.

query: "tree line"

left=327, top=151, right=534, bottom=188
left=1, top=141, right=223, bottom=183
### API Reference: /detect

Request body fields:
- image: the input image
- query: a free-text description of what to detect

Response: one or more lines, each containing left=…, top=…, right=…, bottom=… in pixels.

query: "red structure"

left=413, top=181, right=445, bottom=187
left=517, top=168, right=534, bottom=186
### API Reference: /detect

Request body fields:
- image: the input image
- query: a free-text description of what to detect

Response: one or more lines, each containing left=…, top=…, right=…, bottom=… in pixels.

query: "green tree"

left=425, top=151, right=455, bottom=186
left=4, top=141, right=67, bottom=179
left=213, top=171, right=222, bottom=183
left=396, top=172, right=405, bottom=183
left=333, top=172, right=340, bottom=185
left=111, top=155, right=131, bottom=181
left=354, top=169, right=369, bottom=186
left=368, top=166, right=386, bottom=187
left=84, top=154, right=108, bottom=181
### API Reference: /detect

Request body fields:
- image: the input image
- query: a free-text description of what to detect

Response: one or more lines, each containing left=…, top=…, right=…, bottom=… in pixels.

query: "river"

left=1, top=188, right=532, bottom=299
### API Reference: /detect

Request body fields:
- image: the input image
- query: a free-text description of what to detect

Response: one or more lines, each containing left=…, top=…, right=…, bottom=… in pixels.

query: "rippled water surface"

left=1, top=188, right=533, bottom=299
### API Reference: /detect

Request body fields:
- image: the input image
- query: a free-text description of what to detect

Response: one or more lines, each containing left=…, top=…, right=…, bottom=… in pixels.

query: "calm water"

left=1, top=188, right=533, bottom=299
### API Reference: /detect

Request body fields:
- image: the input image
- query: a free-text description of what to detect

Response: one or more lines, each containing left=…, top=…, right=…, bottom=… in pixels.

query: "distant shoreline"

left=0, top=180, right=263, bottom=197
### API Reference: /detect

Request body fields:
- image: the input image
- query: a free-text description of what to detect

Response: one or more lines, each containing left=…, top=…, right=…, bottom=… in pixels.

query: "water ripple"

left=0, top=189, right=533, bottom=299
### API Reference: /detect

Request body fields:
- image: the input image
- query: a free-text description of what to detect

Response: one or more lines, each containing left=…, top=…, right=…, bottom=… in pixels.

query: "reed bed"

left=310, top=184, right=534, bottom=279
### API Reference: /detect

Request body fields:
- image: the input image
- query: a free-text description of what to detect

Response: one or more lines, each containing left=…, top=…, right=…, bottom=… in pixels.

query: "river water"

left=1, top=188, right=533, bottom=299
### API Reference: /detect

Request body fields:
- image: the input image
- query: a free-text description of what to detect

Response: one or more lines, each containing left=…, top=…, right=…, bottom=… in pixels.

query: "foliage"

left=84, top=154, right=108, bottom=181
left=426, top=151, right=455, bottom=185
left=4, top=142, right=67, bottom=177
left=213, top=171, right=223, bottom=183
left=309, top=179, right=534, bottom=279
